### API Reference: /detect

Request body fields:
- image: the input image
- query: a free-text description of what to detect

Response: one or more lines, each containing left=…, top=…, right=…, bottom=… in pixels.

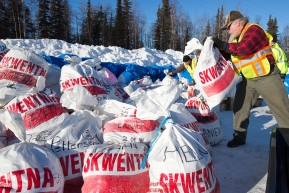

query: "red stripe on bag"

left=84, top=85, right=108, bottom=95
left=104, top=118, right=159, bottom=133
left=82, top=172, right=150, bottom=193
left=202, top=67, right=235, bottom=97
left=0, top=69, right=37, bottom=88
left=23, top=104, right=67, bottom=130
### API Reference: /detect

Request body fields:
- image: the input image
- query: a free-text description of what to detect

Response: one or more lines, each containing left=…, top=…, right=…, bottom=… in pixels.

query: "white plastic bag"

left=0, top=47, right=49, bottom=107
left=82, top=141, right=149, bottom=193
left=103, top=116, right=159, bottom=144
left=194, top=37, right=240, bottom=108
left=185, top=94, right=223, bottom=146
left=146, top=119, right=220, bottom=193
left=45, top=110, right=103, bottom=193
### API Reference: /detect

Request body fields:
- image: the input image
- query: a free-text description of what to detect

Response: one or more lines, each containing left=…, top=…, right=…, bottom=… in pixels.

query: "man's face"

left=227, top=20, right=242, bottom=37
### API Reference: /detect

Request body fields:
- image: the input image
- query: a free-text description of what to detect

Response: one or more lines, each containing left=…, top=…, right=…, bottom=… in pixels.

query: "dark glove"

left=212, top=37, right=225, bottom=50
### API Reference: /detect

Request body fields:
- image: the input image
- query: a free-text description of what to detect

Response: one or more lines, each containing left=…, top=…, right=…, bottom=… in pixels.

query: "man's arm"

left=169, top=64, right=185, bottom=75
left=228, top=25, right=268, bottom=56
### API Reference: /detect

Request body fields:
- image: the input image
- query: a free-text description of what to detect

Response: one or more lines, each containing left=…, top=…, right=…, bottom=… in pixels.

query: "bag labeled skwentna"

left=4, top=91, right=69, bottom=145
left=0, top=109, right=65, bottom=192
left=0, top=47, right=48, bottom=107
left=45, top=110, right=103, bottom=193
left=60, top=63, right=110, bottom=110
left=82, top=141, right=150, bottom=193
left=185, top=94, right=223, bottom=146
left=146, top=119, right=220, bottom=193
left=194, top=37, right=240, bottom=108
left=0, top=142, right=65, bottom=193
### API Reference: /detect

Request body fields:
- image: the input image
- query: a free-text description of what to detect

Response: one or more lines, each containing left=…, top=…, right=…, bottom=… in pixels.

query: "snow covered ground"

left=1, top=38, right=279, bottom=192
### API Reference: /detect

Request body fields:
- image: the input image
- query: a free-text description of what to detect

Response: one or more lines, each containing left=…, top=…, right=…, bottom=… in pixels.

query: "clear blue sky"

left=71, top=0, right=289, bottom=33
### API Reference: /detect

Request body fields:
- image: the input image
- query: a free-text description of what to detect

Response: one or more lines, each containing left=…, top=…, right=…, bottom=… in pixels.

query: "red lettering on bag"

left=71, top=78, right=80, bottom=86
left=12, top=169, right=25, bottom=192
left=180, top=173, right=195, bottom=193
left=117, top=153, right=125, bottom=171
left=159, top=173, right=169, bottom=193
left=0, top=56, right=47, bottom=76
left=126, top=152, right=135, bottom=171
left=0, top=172, right=12, bottom=192
left=168, top=173, right=179, bottom=192
left=102, top=153, right=118, bottom=171
left=22, top=96, right=36, bottom=110
left=91, top=153, right=103, bottom=171
left=199, top=57, right=227, bottom=84
left=42, top=168, right=54, bottom=188
left=59, top=155, right=69, bottom=176
left=83, top=153, right=92, bottom=173
left=158, top=162, right=216, bottom=193
left=27, top=168, right=40, bottom=190
left=71, top=153, right=81, bottom=175
left=196, top=169, right=205, bottom=192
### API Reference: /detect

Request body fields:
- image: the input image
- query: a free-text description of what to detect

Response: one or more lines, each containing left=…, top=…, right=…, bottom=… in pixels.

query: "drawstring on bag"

left=140, top=116, right=171, bottom=169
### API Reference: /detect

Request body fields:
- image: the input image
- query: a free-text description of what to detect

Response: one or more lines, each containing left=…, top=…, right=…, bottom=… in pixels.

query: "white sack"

left=169, top=103, right=211, bottom=151
left=60, top=63, right=110, bottom=110
left=185, top=95, right=223, bottom=146
left=45, top=110, right=103, bottom=192
left=136, top=84, right=182, bottom=120
left=4, top=91, right=69, bottom=145
left=146, top=119, right=220, bottom=193
left=103, top=116, right=159, bottom=144
left=82, top=141, right=150, bottom=193
left=0, top=142, right=64, bottom=192
left=193, top=37, right=240, bottom=108
left=0, top=47, right=49, bottom=107
left=184, top=38, right=204, bottom=55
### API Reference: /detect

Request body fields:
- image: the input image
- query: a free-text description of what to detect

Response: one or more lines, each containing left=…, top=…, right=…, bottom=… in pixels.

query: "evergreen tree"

left=38, top=0, right=51, bottom=38
left=114, top=0, right=124, bottom=47
left=220, top=6, right=224, bottom=40
left=8, top=0, right=23, bottom=38
left=93, top=6, right=104, bottom=45
left=153, top=7, right=162, bottom=50
left=25, top=6, right=35, bottom=39
left=160, top=0, right=171, bottom=50
left=205, top=19, right=211, bottom=37
left=86, top=0, right=92, bottom=44
left=0, top=1, right=14, bottom=38
left=62, top=0, right=72, bottom=42
left=50, top=0, right=64, bottom=40
left=122, top=0, right=132, bottom=49
left=153, top=0, right=171, bottom=51
left=214, top=8, right=221, bottom=38
left=267, top=15, right=279, bottom=42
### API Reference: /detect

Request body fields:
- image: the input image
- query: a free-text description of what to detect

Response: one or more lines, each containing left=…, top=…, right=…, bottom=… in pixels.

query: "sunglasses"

left=227, top=22, right=233, bottom=30
left=227, top=20, right=237, bottom=31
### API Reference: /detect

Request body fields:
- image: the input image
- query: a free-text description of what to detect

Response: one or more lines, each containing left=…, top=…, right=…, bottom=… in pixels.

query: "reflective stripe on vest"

left=272, top=45, right=288, bottom=74
left=231, top=23, right=273, bottom=78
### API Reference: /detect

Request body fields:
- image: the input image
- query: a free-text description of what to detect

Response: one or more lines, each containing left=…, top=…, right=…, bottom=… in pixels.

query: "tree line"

left=0, top=0, right=288, bottom=53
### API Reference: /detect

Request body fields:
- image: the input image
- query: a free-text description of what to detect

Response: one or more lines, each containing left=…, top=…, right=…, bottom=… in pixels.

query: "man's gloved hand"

left=212, top=37, right=225, bottom=50
left=168, top=72, right=173, bottom=76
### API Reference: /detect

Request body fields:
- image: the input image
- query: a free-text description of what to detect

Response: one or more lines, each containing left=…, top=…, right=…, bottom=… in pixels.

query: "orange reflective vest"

left=231, top=23, right=273, bottom=78
left=184, top=58, right=198, bottom=79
